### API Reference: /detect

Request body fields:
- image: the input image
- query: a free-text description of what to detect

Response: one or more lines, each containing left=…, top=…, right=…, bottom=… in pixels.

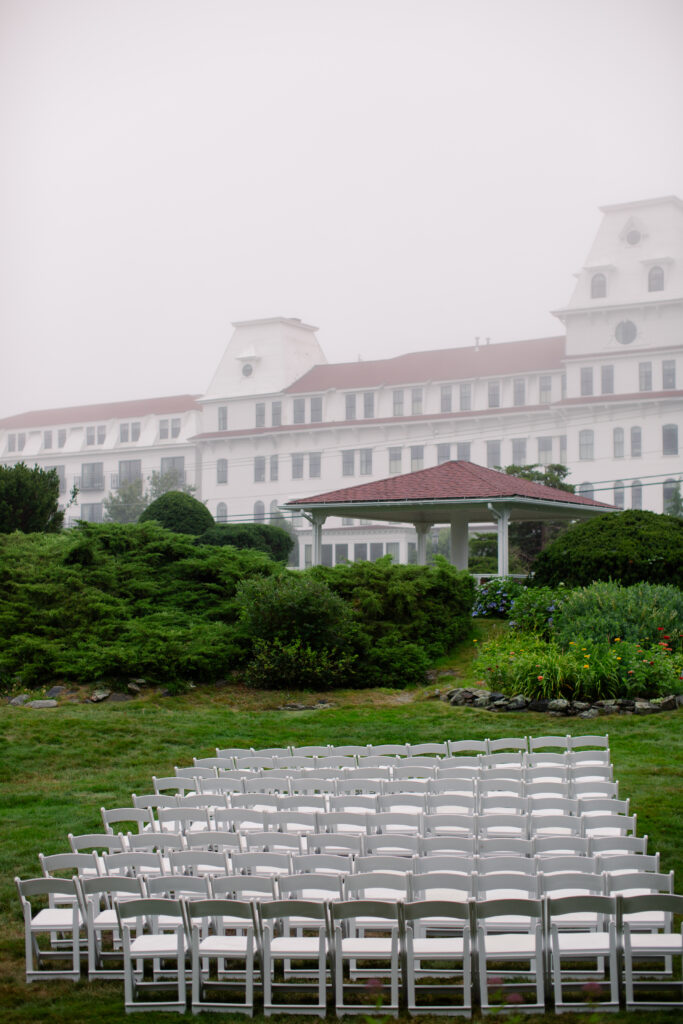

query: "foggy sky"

left=1, top=0, right=682, bottom=419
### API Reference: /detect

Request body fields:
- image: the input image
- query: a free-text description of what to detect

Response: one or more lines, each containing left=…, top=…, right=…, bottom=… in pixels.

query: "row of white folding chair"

left=211, top=735, right=609, bottom=758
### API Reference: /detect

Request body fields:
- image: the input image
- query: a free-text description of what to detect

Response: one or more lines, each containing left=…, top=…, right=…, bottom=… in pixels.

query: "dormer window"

left=590, top=273, right=606, bottom=298
left=648, top=265, right=664, bottom=292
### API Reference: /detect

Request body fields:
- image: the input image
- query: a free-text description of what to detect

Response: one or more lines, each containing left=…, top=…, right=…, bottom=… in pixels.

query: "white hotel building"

left=1, top=195, right=681, bottom=567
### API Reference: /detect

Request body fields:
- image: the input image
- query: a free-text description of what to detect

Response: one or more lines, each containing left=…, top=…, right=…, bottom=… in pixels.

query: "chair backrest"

left=478, top=837, right=534, bottom=858
left=179, top=794, right=228, bottom=810
left=331, top=899, right=400, bottom=925
left=329, top=794, right=378, bottom=812
left=410, top=871, right=473, bottom=900
left=157, top=806, right=211, bottom=833
left=196, top=755, right=236, bottom=769
left=214, top=748, right=250, bottom=760
left=569, top=734, right=609, bottom=751
left=581, top=813, right=637, bottom=837
left=232, top=792, right=279, bottom=810
left=199, top=777, right=245, bottom=795
left=290, top=745, right=333, bottom=757
left=234, top=756, right=276, bottom=771
left=291, top=853, right=352, bottom=876
left=477, top=812, right=529, bottom=839
left=618, top=892, right=683, bottom=923
left=152, top=775, right=194, bottom=796
left=477, top=855, right=536, bottom=875
left=539, top=871, right=606, bottom=896
left=579, top=797, right=629, bottom=816
left=606, top=870, right=674, bottom=896
left=475, top=896, right=543, bottom=925
left=362, top=834, right=420, bottom=857
left=330, top=745, right=371, bottom=756
left=546, top=893, right=616, bottom=923
left=374, top=811, right=423, bottom=834
left=132, top=792, right=178, bottom=811
left=146, top=875, right=210, bottom=899
left=525, top=781, right=571, bottom=800
left=176, top=765, right=216, bottom=779
left=528, top=735, right=570, bottom=753
left=101, top=806, right=152, bottom=834
left=533, top=835, right=590, bottom=858
left=529, top=813, right=581, bottom=838
left=535, top=854, right=597, bottom=874
left=479, top=795, right=529, bottom=815
left=422, top=812, right=477, bottom=837
left=476, top=872, right=539, bottom=898
left=213, top=808, right=268, bottom=832
left=393, top=764, right=437, bottom=780
left=307, top=832, right=363, bottom=856
left=186, top=898, right=254, bottom=928
left=379, top=794, right=427, bottom=813
left=384, top=778, right=430, bottom=795
left=101, top=851, right=164, bottom=877
left=259, top=899, right=328, bottom=926
left=413, top=853, right=474, bottom=875
left=487, top=737, right=528, bottom=754
left=354, top=855, right=415, bottom=875
left=231, top=852, right=292, bottom=876
left=211, top=874, right=276, bottom=900
left=16, top=876, right=78, bottom=904
left=187, top=830, right=243, bottom=854
left=367, top=744, right=409, bottom=757
left=115, top=897, right=184, bottom=927
left=68, top=832, right=125, bottom=856
left=39, top=851, right=98, bottom=878
left=343, top=871, right=409, bottom=900
left=278, top=873, right=344, bottom=900
left=243, top=831, right=303, bottom=855
left=407, top=742, right=448, bottom=757
left=126, top=831, right=185, bottom=855
left=419, top=834, right=476, bottom=857
left=588, top=834, right=648, bottom=856
left=267, top=810, right=319, bottom=835
left=316, top=811, right=369, bottom=835
left=168, top=850, right=229, bottom=876
left=528, top=796, right=579, bottom=817
left=596, top=852, right=660, bottom=875
left=78, top=875, right=143, bottom=902
left=403, top=898, right=470, bottom=927
left=447, top=740, right=487, bottom=756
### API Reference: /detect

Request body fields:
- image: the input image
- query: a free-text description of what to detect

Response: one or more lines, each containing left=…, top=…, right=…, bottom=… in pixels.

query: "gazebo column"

left=487, top=502, right=511, bottom=577
left=449, top=516, right=469, bottom=570
left=311, top=511, right=327, bottom=566
left=415, top=523, right=431, bottom=566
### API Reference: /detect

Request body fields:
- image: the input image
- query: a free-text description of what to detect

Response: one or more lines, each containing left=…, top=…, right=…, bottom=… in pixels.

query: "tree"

left=665, top=480, right=683, bottom=519
left=139, top=490, right=214, bottom=535
left=103, top=478, right=149, bottom=523
left=148, top=469, right=195, bottom=500
left=0, top=462, right=72, bottom=533
left=502, top=463, right=575, bottom=568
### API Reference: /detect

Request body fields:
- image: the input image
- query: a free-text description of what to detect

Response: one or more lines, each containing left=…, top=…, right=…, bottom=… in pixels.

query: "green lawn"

left=2, top=627, right=682, bottom=1022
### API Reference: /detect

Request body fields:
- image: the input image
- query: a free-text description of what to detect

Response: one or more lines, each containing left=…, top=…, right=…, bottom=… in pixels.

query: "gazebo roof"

left=285, top=461, right=615, bottom=525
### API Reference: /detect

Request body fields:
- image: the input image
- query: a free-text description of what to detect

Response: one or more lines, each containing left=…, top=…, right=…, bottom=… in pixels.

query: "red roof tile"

left=286, top=461, right=613, bottom=509
left=0, top=395, right=201, bottom=430
left=285, top=336, right=565, bottom=393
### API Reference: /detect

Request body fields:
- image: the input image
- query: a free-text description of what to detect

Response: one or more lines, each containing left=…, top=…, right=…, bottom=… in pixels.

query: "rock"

left=45, top=685, right=67, bottom=699
left=547, top=699, right=570, bottom=713
left=650, top=695, right=677, bottom=711
left=578, top=708, right=600, bottom=719
left=109, top=692, right=134, bottom=702
left=90, top=689, right=111, bottom=703
left=527, top=699, right=549, bottom=712
left=676, top=694, right=683, bottom=708
left=571, top=702, right=592, bottom=713
left=506, top=694, right=529, bottom=711
left=130, top=677, right=147, bottom=687
left=634, top=701, right=660, bottom=715
left=127, top=681, right=142, bottom=694
left=475, top=695, right=495, bottom=707
left=9, top=693, right=30, bottom=706
left=449, top=691, right=469, bottom=706
left=27, top=699, right=58, bottom=709
left=596, top=703, right=618, bottom=714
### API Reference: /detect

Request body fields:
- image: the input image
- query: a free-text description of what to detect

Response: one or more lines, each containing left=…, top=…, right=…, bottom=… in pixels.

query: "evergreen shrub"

left=552, top=581, right=683, bottom=650
left=139, top=490, right=215, bottom=535
left=197, top=522, right=294, bottom=562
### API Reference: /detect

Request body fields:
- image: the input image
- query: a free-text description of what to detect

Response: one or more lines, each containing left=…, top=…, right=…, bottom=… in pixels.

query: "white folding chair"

left=187, top=898, right=256, bottom=1015
left=548, top=895, right=619, bottom=1012
left=260, top=899, right=329, bottom=1017
left=404, top=900, right=472, bottom=1016
left=621, top=893, right=683, bottom=1010
left=331, top=900, right=400, bottom=1016
left=167, top=849, right=230, bottom=877
left=15, top=877, right=82, bottom=982
left=116, top=897, right=188, bottom=1013
left=407, top=741, right=448, bottom=757
left=475, top=897, right=545, bottom=1013
left=78, top=875, right=144, bottom=980
left=231, top=851, right=292, bottom=878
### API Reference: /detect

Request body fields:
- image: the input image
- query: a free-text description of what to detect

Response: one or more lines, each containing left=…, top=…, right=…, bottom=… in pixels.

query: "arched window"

left=663, top=424, right=679, bottom=456
left=216, top=502, right=228, bottom=522
left=648, top=265, right=664, bottom=292
left=613, top=427, right=624, bottom=458
left=216, top=458, right=228, bottom=484
left=590, top=273, right=606, bottom=299
left=579, top=429, right=594, bottom=460
left=663, top=479, right=679, bottom=514
left=578, top=482, right=594, bottom=499
left=613, top=480, right=625, bottom=509
left=631, top=480, right=642, bottom=510
left=254, top=500, right=265, bottom=522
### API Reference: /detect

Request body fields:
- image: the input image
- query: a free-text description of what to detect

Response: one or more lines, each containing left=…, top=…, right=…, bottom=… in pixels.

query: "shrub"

left=243, top=638, right=358, bottom=690
left=508, top=585, right=566, bottom=638
left=552, top=581, right=683, bottom=651
left=197, top=523, right=294, bottom=563
left=472, top=576, right=525, bottom=618
left=139, top=490, right=214, bottom=535
left=531, top=509, right=683, bottom=587
left=363, top=637, right=430, bottom=688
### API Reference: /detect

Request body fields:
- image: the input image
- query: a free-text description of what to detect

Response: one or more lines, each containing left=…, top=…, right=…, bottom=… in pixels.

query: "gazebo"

left=284, top=461, right=616, bottom=574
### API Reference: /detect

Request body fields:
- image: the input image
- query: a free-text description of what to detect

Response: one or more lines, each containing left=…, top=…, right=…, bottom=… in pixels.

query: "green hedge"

left=197, top=523, right=294, bottom=563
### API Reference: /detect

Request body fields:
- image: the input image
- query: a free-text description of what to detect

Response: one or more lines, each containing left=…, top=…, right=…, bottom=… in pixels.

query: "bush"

left=472, top=577, right=525, bottom=618
left=197, top=523, right=294, bottom=563
left=139, top=491, right=214, bottom=535
left=508, top=585, right=565, bottom=638
left=552, top=581, right=683, bottom=650
left=363, top=638, right=430, bottom=688
left=531, top=509, right=683, bottom=587
left=243, top=638, right=358, bottom=690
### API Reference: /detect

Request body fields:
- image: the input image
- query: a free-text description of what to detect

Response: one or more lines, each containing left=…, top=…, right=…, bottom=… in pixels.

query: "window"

left=512, top=438, right=527, bottom=465
left=81, top=462, right=104, bottom=491
left=120, top=423, right=129, bottom=443
left=392, top=389, right=404, bottom=416
left=456, top=441, right=471, bottom=461
left=158, top=420, right=169, bottom=440
left=97, top=424, right=107, bottom=444
left=487, top=381, right=500, bottom=408
left=216, top=458, right=228, bottom=484
left=386, top=542, right=400, bottom=561
left=304, top=544, right=312, bottom=568
left=363, top=392, right=374, bottom=418
left=648, top=265, right=664, bottom=292
left=537, top=436, right=552, bottom=465
left=335, top=544, right=349, bottom=565
left=437, top=443, right=450, bottom=465
left=271, top=401, right=282, bottom=427
left=410, top=445, right=424, bottom=472
left=119, top=459, right=142, bottom=483
left=342, top=517, right=354, bottom=526
left=43, top=430, right=52, bottom=449
left=579, top=429, right=594, bottom=460
left=342, top=450, right=355, bottom=476
left=270, top=454, right=278, bottom=481
left=513, top=378, right=525, bottom=406
left=310, top=395, right=322, bottom=422
left=560, top=373, right=566, bottom=400
left=160, top=456, right=185, bottom=483
left=7, top=433, right=16, bottom=452
left=663, top=424, right=679, bottom=456
left=345, top=393, right=357, bottom=420
left=639, top=361, right=652, bottom=392
left=359, top=448, right=372, bottom=475
left=388, top=447, right=402, bottom=474
left=663, top=479, right=679, bottom=514
left=293, top=398, right=305, bottom=424
left=601, top=364, right=614, bottom=395
left=58, top=428, right=67, bottom=448
left=411, top=387, right=423, bottom=415
left=662, top=360, right=676, bottom=390
left=539, top=375, right=552, bottom=403
left=309, top=452, right=321, bottom=478
left=370, top=542, right=384, bottom=561
left=440, top=385, right=452, bottom=413
left=486, top=440, right=501, bottom=468
left=559, top=434, right=567, bottom=465
left=613, top=480, right=625, bottom=509
left=578, top=482, right=594, bottom=499
left=131, top=422, right=140, bottom=441
left=291, top=454, right=304, bottom=479
left=217, top=406, right=227, bottom=430
left=631, top=480, right=642, bottom=510
left=353, top=543, right=368, bottom=561
left=254, top=456, right=266, bottom=482
left=254, top=501, right=265, bottom=523
left=86, top=426, right=96, bottom=445
left=321, top=544, right=333, bottom=567
left=459, top=382, right=471, bottom=411
left=170, top=418, right=180, bottom=439
left=80, top=502, right=103, bottom=523
left=216, top=502, right=228, bottom=522
left=631, top=426, right=642, bottom=457
left=613, top=427, right=624, bottom=458
left=591, top=273, right=607, bottom=298
left=255, top=403, right=265, bottom=428
left=580, top=367, right=594, bottom=396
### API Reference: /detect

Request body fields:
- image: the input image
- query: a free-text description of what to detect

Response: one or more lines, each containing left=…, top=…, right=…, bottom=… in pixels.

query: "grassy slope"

left=1, top=627, right=682, bottom=1023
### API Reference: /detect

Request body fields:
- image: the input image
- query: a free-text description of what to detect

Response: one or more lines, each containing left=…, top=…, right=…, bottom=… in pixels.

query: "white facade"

left=1, top=196, right=681, bottom=566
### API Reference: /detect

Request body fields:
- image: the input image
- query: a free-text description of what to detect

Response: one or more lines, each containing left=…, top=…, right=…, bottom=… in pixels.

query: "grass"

left=1, top=621, right=682, bottom=1022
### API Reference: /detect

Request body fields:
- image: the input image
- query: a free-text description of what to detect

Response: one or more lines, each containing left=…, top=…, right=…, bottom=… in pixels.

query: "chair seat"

left=480, top=933, right=537, bottom=956
left=93, top=909, right=118, bottom=928
left=198, top=935, right=251, bottom=955
left=412, top=937, right=466, bottom=956
left=32, top=908, right=81, bottom=929
left=341, top=937, right=395, bottom=956
left=270, top=936, right=326, bottom=956
left=555, top=932, right=613, bottom=954
left=130, top=934, right=188, bottom=955
left=627, top=933, right=683, bottom=953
